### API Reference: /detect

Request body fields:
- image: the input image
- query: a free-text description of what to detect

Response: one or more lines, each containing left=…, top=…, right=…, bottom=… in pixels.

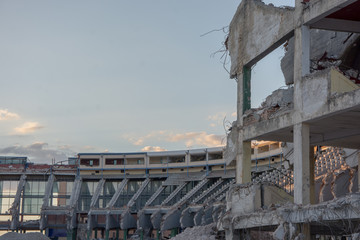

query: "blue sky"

left=0, top=0, right=293, bottom=163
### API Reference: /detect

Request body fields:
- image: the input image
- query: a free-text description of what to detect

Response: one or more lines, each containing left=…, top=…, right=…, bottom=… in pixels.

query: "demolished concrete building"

left=222, top=0, right=360, bottom=239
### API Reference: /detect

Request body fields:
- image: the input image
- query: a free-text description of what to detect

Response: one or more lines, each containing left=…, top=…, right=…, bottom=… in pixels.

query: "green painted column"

left=243, top=66, right=251, bottom=114
left=140, top=228, right=144, bottom=240
left=116, top=228, right=119, bottom=240
left=124, top=229, right=128, bottom=240
left=94, top=228, right=98, bottom=239
left=66, top=229, right=76, bottom=240
left=105, top=229, right=109, bottom=240
left=156, top=230, right=161, bottom=240
left=87, top=229, right=91, bottom=240
left=170, top=228, right=178, bottom=238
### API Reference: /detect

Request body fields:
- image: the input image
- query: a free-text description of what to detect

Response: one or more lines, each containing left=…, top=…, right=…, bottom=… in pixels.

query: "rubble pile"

left=243, top=87, right=294, bottom=126
left=171, top=224, right=217, bottom=240
left=0, top=232, right=50, bottom=240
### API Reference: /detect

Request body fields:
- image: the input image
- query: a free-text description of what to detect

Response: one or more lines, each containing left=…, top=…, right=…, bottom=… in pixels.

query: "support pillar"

left=235, top=140, right=251, bottom=184
left=124, top=229, right=128, bottom=240
left=293, top=123, right=315, bottom=239
left=293, top=26, right=310, bottom=112
left=235, top=66, right=252, bottom=184
left=66, top=229, right=76, bottom=240
left=87, top=229, right=91, bottom=240
left=358, top=151, right=360, bottom=191
left=156, top=230, right=161, bottom=240
left=170, top=228, right=178, bottom=237
left=293, top=123, right=314, bottom=205
left=105, top=229, right=109, bottom=240
left=116, top=228, right=119, bottom=240
left=140, top=228, right=144, bottom=240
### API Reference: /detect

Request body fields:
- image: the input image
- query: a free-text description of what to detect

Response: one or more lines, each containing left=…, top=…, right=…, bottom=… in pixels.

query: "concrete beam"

left=194, top=208, right=204, bottom=226
left=145, top=185, right=165, bottom=207
left=192, top=179, right=223, bottom=204
left=161, top=182, right=187, bottom=206
left=10, top=174, right=26, bottom=230
left=310, top=18, right=360, bottom=33
left=120, top=210, right=137, bottom=230
left=68, top=177, right=82, bottom=230
left=150, top=210, right=162, bottom=230
left=137, top=209, right=153, bottom=230
left=127, top=178, right=150, bottom=208
left=40, top=174, right=55, bottom=230
left=106, top=178, right=128, bottom=208
left=90, top=178, right=105, bottom=208
left=180, top=206, right=202, bottom=228
left=303, top=0, right=357, bottom=25
left=160, top=208, right=181, bottom=231
left=106, top=213, right=120, bottom=230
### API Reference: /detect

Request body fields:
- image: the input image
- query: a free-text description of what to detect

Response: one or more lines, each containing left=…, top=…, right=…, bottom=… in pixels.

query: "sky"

left=0, top=0, right=294, bottom=163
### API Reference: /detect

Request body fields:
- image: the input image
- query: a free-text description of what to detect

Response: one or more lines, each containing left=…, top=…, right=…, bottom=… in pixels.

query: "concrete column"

left=236, top=139, right=252, bottom=184
left=357, top=151, right=360, bottom=192
left=67, top=229, right=76, bottom=240
left=235, top=65, right=252, bottom=184
left=310, top=146, right=316, bottom=204
left=293, top=123, right=313, bottom=205
left=105, top=229, right=109, bottom=240
left=293, top=25, right=310, bottom=112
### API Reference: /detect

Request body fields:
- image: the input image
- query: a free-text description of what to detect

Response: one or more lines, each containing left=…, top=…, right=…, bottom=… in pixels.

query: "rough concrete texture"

left=223, top=121, right=238, bottom=164
left=171, top=223, right=217, bottom=240
left=0, top=232, right=50, bottom=240
left=281, top=30, right=359, bottom=85
left=228, top=0, right=294, bottom=78
left=226, top=184, right=261, bottom=215
left=261, top=88, right=294, bottom=108
left=242, top=87, right=294, bottom=126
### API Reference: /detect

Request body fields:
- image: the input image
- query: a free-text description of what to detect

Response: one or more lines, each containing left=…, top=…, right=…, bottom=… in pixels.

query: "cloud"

left=208, top=112, right=236, bottom=128
left=141, top=146, right=167, bottom=152
left=126, top=130, right=225, bottom=149
left=13, top=122, right=44, bottom=135
left=167, top=132, right=223, bottom=148
left=208, top=112, right=226, bottom=127
left=0, top=109, right=19, bottom=121
left=0, top=142, right=76, bottom=163
left=125, top=131, right=167, bottom=146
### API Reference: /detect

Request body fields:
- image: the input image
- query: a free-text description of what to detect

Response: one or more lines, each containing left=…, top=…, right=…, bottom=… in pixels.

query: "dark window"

left=80, top=159, right=99, bottom=166
left=105, top=158, right=124, bottom=165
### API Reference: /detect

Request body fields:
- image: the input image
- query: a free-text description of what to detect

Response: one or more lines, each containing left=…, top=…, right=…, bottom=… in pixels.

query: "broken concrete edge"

left=228, top=0, right=295, bottom=79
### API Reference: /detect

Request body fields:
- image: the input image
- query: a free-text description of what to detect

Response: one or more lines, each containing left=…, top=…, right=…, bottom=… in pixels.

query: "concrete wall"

left=228, top=0, right=294, bottom=78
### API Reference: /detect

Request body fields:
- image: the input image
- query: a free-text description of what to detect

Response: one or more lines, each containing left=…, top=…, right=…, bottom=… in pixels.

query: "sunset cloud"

left=14, top=121, right=44, bottom=135
left=208, top=112, right=226, bottom=127
left=126, top=130, right=225, bottom=149
left=126, top=131, right=167, bottom=146
left=0, top=109, right=19, bottom=121
left=208, top=112, right=236, bottom=128
left=141, top=146, right=167, bottom=152
left=167, top=132, right=224, bottom=148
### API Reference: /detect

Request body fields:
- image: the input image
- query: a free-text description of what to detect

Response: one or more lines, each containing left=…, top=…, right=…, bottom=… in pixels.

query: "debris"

left=171, top=224, right=217, bottom=240
left=0, top=232, right=50, bottom=240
